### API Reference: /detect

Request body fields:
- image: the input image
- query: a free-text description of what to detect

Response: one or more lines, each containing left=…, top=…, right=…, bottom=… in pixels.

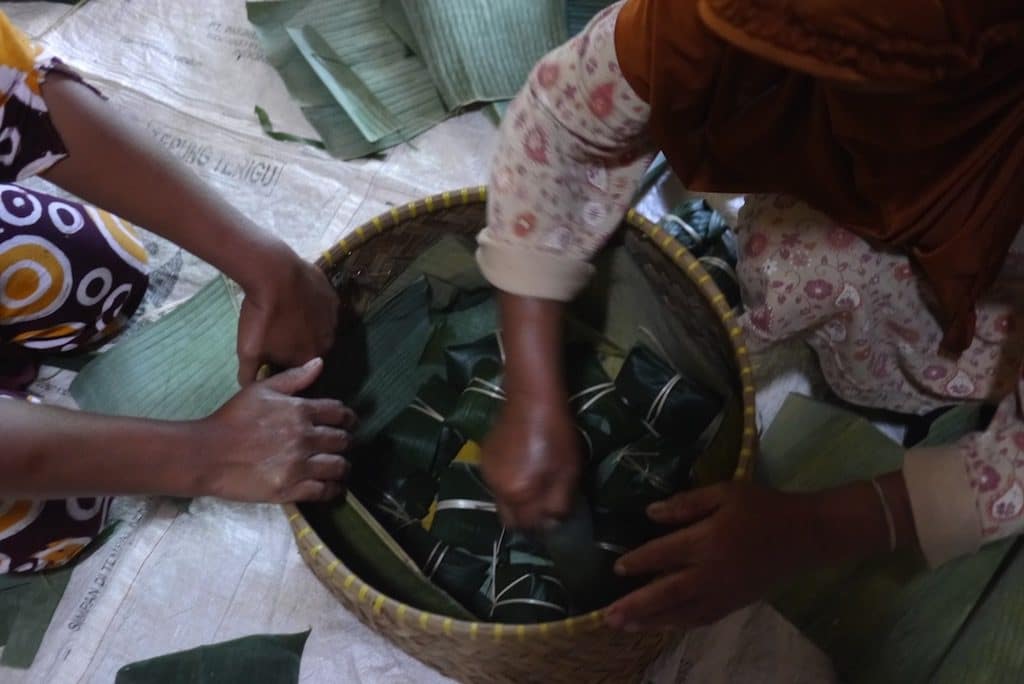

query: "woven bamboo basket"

left=283, top=186, right=758, bottom=684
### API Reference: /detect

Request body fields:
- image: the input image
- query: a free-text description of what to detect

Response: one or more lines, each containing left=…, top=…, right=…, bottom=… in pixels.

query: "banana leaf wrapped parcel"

left=615, top=344, right=723, bottom=448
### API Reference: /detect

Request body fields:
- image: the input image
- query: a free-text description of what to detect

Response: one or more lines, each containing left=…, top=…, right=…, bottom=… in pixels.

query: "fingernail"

left=305, top=357, right=322, bottom=369
left=614, top=560, right=627, bottom=575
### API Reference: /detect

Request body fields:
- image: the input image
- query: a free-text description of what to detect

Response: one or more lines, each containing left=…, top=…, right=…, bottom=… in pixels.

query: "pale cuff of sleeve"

left=903, top=444, right=982, bottom=568
left=476, top=228, right=595, bottom=301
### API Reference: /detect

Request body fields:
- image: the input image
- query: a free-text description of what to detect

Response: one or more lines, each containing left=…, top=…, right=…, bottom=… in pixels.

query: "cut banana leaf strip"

left=254, top=105, right=326, bottom=149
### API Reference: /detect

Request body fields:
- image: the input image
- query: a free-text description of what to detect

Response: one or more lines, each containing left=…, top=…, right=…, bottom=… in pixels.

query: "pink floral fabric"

left=737, top=196, right=1024, bottom=413
left=481, top=1, right=1024, bottom=557
left=484, top=2, right=653, bottom=262
left=963, top=398, right=1024, bottom=542
left=736, top=196, right=1024, bottom=546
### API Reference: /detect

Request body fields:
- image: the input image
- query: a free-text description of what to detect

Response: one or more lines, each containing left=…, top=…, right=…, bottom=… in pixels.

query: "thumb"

left=236, top=303, right=267, bottom=386
left=262, top=357, right=324, bottom=395
left=646, top=484, right=726, bottom=526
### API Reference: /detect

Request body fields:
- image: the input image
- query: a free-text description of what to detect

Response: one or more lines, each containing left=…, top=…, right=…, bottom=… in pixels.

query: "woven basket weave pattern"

left=285, top=187, right=757, bottom=683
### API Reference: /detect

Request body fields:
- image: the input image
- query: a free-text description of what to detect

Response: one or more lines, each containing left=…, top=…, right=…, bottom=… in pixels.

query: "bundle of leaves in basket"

left=290, top=192, right=757, bottom=684
left=308, top=233, right=723, bottom=622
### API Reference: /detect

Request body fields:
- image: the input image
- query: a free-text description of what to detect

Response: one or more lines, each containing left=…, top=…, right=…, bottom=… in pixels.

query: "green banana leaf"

left=931, top=539, right=1024, bottom=683
left=246, top=0, right=441, bottom=159
left=70, top=276, right=240, bottom=420
left=762, top=395, right=1012, bottom=683
left=567, top=0, right=617, bottom=35
left=0, top=521, right=119, bottom=669
left=284, top=0, right=447, bottom=143
left=421, top=295, right=499, bottom=369
left=360, top=236, right=486, bottom=316
left=362, top=469, right=439, bottom=526
left=309, top=276, right=436, bottom=441
left=248, top=0, right=393, bottom=160
left=254, top=105, right=325, bottom=150
left=114, top=631, right=309, bottom=684
left=0, top=566, right=72, bottom=669
left=443, top=334, right=504, bottom=390
left=396, top=0, right=567, bottom=110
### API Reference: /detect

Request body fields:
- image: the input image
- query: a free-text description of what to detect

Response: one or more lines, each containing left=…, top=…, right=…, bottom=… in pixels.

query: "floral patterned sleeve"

left=476, top=2, right=655, bottom=301
left=905, top=385, right=1024, bottom=566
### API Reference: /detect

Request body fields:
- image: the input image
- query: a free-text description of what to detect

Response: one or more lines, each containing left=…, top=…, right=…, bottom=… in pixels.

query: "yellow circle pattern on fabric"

left=0, top=235, right=71, bottom=323
left=86, top=207, right=150, bottom=274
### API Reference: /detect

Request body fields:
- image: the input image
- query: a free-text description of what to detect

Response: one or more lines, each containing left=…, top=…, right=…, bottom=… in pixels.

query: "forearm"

left=38, top=73, right=287, bottom=293
left=499, top=292, right=567, bottom=407
left=804, top=471, right=919, bottom=567
left=1, top=400, right=203, bottom=498
left=477, top=4, right=653, bottom=301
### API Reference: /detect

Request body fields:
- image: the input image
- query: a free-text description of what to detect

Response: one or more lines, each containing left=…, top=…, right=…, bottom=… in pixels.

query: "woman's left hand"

left=604, top=482, right=821, bottom=631
left=236, top=244, right=341, bottom=385
left=35, top=73, right=343, bottom=383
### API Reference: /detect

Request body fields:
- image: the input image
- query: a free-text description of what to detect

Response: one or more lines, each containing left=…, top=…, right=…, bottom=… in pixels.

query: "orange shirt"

left=614, top=0, right=1024, bottom=352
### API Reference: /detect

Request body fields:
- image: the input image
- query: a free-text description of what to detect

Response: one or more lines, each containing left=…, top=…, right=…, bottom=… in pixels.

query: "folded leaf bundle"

left=592, top=435, right=693, bottom=514
left=374, top=376, right=461, bottom=476
left=566, top=349, right=649, bottom=463
left=430, top=462, right=503, bottom=557
left=488, top=563, right=571, bottom=624
left=394, top=524, right=492, bottom=617
left=614, top=344, right=723, bottom=448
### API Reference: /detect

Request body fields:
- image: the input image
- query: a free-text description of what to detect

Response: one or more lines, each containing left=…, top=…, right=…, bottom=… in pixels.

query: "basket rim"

left=287, top=185, right=758, bottom=639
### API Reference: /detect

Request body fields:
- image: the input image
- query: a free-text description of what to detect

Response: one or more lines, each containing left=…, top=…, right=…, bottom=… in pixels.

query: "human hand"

left=604, top=482, right=819, bottom=631
left=481, top=399, right=581, bottom=529
left=196, top=357, right=356, bottom=503
left=236, top=243, right=340, bottom=385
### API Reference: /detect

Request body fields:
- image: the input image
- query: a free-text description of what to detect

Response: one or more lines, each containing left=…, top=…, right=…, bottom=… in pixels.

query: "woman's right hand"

left=482, top=398, right=581, bottom=529
left=194, top=357, right=356, bottom=503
